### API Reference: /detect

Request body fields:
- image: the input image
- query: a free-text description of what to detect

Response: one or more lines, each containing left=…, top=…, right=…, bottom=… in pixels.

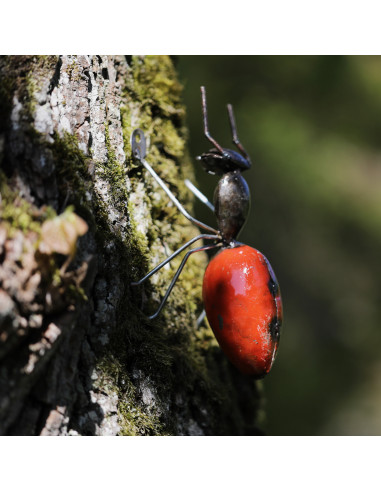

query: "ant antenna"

left=201, top=86, right=226, bottom=155
left=227, top=104, right=251, bottom=164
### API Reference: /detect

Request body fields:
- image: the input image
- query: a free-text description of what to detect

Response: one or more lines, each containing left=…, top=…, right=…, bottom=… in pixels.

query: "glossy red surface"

left=202, top=245, right=283, bottom=377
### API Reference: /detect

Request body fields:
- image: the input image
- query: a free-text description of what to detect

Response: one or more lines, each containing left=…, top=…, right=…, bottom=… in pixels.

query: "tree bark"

left=0, top=55, right=263, bottom=435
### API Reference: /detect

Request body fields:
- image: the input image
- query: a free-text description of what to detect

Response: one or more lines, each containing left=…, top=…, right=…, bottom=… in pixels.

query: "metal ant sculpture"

left=131, top=86, right=283, bottom=378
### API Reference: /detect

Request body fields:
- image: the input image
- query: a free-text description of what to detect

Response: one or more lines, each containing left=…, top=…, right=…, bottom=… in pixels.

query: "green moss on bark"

left=0, top=173, right=55, bottom=235
left=0, top=55, right=262, bottom=435
left=0, top=56, right=59, bottom=130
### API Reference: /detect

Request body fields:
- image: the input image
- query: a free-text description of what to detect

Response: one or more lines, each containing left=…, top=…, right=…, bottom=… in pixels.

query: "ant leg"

left=184, top=179, right=215, bottom=212
left=227, top=103, right=252, bottom=165
left=131, top=233, right=219, bottom=286
left=196, top=309, right=207, bottom=328
left=201, top=86, right=227, bottom=155
left=148, top=242, right=221, bottom=320
left=131, top=129, right=218, bottom=235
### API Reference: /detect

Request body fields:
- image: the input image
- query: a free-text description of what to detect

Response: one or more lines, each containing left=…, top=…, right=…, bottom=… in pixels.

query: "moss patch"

left=1, top=55, right=262, bottom=435
left=0, top=171, right=56, bottom=235
left=0, top=56, right=59, bottom=131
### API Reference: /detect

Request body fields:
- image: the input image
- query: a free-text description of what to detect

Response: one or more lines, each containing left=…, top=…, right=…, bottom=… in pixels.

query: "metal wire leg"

left=196, top=309, right=207, bottom=328
left=131, top=234, right=219, bottom=286
left=184, top=179, right=215, bottom=212
left=141, top=158, right=217, bottom=234
left=131, top=129, right=218, bottom=235
left=227, top=103, right=251, bottom=164
left=148, top=242, right=221, bottom=320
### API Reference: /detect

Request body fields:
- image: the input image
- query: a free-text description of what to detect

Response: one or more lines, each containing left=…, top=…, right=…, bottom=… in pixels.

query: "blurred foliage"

left=177, top=56, right=381, bottom=435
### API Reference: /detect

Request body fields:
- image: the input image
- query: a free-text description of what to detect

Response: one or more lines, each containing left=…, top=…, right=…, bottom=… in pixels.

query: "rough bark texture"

left=0, top=55, right=263, bottom=435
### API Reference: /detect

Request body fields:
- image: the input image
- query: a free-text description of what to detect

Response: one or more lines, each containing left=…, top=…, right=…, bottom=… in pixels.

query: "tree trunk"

left=0, top=55, right=263, bottom=435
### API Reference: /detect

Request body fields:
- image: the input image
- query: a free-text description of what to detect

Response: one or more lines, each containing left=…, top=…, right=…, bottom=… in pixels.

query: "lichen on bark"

left=0, top=55, right=263, bottom=435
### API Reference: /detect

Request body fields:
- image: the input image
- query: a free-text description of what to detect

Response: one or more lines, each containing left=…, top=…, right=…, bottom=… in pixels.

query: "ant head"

left=197, top=148, right=251, bottom=175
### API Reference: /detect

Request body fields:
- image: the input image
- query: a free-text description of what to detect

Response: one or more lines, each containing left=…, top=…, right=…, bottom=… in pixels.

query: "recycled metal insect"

left=131, top=86, right=283, bottom=378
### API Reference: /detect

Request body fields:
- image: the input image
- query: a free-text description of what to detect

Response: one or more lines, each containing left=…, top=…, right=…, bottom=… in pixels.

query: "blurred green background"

left=177, top=56, right=381, bottom=436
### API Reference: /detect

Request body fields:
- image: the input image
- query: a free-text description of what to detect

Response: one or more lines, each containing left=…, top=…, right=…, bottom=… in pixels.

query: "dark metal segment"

left=214, top=171, right=250, bottom=244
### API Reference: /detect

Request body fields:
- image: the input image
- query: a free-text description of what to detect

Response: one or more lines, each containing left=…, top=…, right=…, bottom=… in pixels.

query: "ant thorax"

left=213, top=170, right=251, bottom=245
